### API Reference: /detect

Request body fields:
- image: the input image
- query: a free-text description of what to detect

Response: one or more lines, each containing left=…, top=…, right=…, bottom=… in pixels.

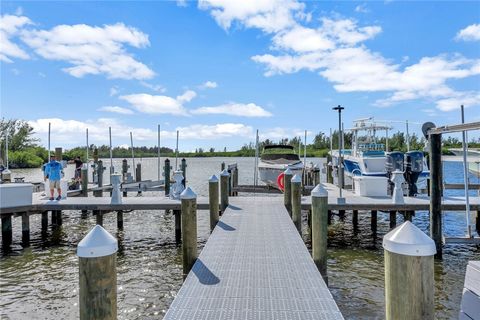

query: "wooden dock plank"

left=164, top=197, right=343, bottom=320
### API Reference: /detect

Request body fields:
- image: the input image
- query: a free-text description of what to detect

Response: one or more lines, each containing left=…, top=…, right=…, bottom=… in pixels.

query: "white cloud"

left=199, top=80, right=218, bottom=89
left=272, top=26, right=334, bottom=52
left=140, top=81, right=166, bottom=93
left=177, top=0, right=188, bottom=7
left=435, top=92, right=480, bottom=111
left=260, top=127, right=312, bottom=140
left=110, top=86, right=119, bottom=96
left=192, top=102, right=272, bottom=117
left=98, top=106, right=134, bottom=115
left=198, top=0, right=305, bottom=33
left=355, top=4, right=369, bottom=13
left=455, top=24, right=480, bottom=42
left=20, top=21, right=154, bottom=79
left=0, top=14, right=32, bottom=62
left=120, top=89, right=196, bottom=115
left=177, top=90, right=197, bottom=103
left=28, top=117, right=253, bottom=147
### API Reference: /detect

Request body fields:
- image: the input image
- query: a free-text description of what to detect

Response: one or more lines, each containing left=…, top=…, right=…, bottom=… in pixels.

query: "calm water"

left=1, top=157, right=479, bottom=319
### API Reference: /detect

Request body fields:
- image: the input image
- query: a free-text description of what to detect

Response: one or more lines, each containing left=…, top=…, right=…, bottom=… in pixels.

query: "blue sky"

left=1, top=1, right=479, bottom=151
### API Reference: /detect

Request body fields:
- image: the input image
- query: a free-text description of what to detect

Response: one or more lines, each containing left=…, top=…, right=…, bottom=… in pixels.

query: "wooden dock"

left=164, top=196, right=343, bottom=319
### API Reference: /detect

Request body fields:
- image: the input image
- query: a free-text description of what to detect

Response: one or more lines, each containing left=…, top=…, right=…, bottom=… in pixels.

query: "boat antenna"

left=157, top=124, right=161, bottom=182
left=460, top=105, right=471, bottom=238
left=175, top=130, right=179, bottom=170
left=130, top=131, right=136, bottom=180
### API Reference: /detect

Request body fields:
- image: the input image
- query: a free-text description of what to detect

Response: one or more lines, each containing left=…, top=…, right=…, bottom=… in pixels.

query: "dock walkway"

left=164, top=196, right=343, bottom=320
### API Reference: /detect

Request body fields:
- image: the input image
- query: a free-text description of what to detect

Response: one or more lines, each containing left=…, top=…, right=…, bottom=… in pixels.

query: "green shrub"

left=9, top=150, right=44, bottom=168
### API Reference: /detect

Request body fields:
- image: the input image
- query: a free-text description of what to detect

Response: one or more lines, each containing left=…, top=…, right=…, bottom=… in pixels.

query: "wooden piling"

left=78, top=225, right=118, bottom=320
left=283, top=168, right=293, bottom=217
left=389, top=211, right=396, bottom=229
left=383, top=221, right=435, bottom=320
left=1, top=214, right=12, bottom=246
left=311, top=184, right=328, bottom=284
left=352, top=210, right=359, bottom=231
left=181, top=158, right=187, bottom=187
left=164, top=159, right=171, bottom=196
left=209, top=175, right=219, bottom=232
left=476, top=210, right=480, bottom=234
left=94, top=160, right=104, bottom=197
left=51, top=210, right=58, bottom=227
left=429, top=132, right=443, bottom=258
left=41, top=211, right=48, bottom=232
left=136, top=163, right=142, bottom=195
left=291, top=174, right=302, bottom=234
left=232, top=167, right=238, bottom=196
left=327, top=210, right=332, bottom=225
left=174, top=210, right=181, bottom=244
left=221, top=162, right=225, bottom=171
left=56, top=210, right=62, bottom=226
left=117, top=211, right=123, bottom=230
left=96, top=211, right=103, bottom=226
left=81, top=167, right=88, bottom=197
left=220, top=169, right=230, bottom=214
left=21, top=212, right=30, bottom=246
left=326, top=155, right=333, bottom=184
left=371, top=210, right=378, bottom=233
left=181, top=187, right=197, bottom=277
left=122, top=159, right=128, bottom=197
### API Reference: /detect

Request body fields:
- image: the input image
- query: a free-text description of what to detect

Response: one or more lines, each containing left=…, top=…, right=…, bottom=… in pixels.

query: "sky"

left=1, top=0, right=479, bottom=152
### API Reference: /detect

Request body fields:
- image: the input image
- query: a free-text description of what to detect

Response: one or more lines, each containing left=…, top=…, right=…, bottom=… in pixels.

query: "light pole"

left=333, top=105, right=345, bottom=204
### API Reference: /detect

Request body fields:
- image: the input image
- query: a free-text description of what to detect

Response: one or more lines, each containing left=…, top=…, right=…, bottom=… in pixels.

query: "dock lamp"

left=333, top=105, right=345, bottom=204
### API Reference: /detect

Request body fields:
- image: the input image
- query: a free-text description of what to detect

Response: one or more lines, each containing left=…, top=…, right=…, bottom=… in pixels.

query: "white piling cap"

left=180, top=186, right=197, bottom=199
left=383, top=221, right=436, bottom=256
left=220, top=169, right=230, bottom=177
left=209, top=175, right=218, bottom=183
left=77, top=225, right=118, bottom=258
left=291, top=174, right=302, bottom=183
left=284, top=167, right=293, bottom=175
left=311, top=184, right=328, bottom=197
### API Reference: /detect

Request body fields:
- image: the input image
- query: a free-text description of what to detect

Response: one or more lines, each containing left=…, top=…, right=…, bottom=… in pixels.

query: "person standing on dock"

left=44, top=155, right=63, bottom=201
left=74, top=156, right=83, bottom=182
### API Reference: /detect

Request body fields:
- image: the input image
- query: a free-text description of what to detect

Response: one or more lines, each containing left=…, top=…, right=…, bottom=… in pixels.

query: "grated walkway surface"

left=164, top=196, right=343, bottom=320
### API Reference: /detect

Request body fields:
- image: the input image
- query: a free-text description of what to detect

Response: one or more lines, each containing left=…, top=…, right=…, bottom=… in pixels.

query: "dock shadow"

left=192, top=259, right=220, bottom=285
left=217, top=221, right=236, bottom=231
left=227, top=205, right=242, bottom=211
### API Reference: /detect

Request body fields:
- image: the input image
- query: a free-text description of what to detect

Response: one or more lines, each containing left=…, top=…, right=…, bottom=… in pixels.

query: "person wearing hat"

left=44, top=155, right=63, bottom=201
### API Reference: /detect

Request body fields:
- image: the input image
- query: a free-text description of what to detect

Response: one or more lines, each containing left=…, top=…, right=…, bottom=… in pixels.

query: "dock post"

left=51, top=210, right=58, bottom=227
left=221, top=162, right=225, bottom=171
left=122, top=159, right=129, bottom=197
left=283, top=168, right=293, bottom=217
left=313, top=165, right=320, bottom=185
left=232, top=167, right=238, bottom=196
left=1, top=215, right=13, bottom=246
left=383, top=221, right=435, bottom=320
left=291, top=174, right=302, bottom=234
left=311, top=184, right=328, bottom=284
left=352, top=210, right=359, bottom=232
left=41, top=211, right=48, bottom=233
left=327, top=210, right=332, bottom=225
left=136, top=163, right=142, bottom=196
left=181, top=158, right=187, bottom=187
left=164, top=159, right=171, bottom=197
left=96, top=211, right=103, bottom=226
left=181, top=187, right=197, bottom=277
left=429, top=132, right=443, bottom=258
left=56, top=210, right=62, bottom=226
left=389, top=211, right=397, bottom=229
left=78, top=225, right=118, bottom=320
left=174, top=210, right=181, bottom=244
left=371, top=210, right=378, bottom=233
left=326, top=155, right=333, bottom=184
left=220, top=169, right=230, bottom=214
left=209, top=175, right=219, bottom=232
left=476, top=210, right=480, bottom=234
left=94, top=160, right=105, bottom=197
left=117, top=211, right=123, bottom=230
left=81, top=167, right=88, bottom=197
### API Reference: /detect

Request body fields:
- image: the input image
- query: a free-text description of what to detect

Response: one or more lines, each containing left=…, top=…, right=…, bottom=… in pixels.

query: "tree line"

left=1, top=118, right=479, bottom=168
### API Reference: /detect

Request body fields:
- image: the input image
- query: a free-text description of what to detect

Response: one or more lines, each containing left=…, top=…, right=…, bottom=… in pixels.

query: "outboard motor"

left=385, top=152, right=404, bottom=195
left=404, top=151, right=424, bottom=196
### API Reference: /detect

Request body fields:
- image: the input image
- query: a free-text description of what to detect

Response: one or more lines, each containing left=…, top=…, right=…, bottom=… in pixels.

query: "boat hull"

left=258, top=161, right=303, bottom=189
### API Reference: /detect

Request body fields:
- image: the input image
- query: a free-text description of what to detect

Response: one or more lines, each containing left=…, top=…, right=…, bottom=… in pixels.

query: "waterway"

left=1, top=157, right=479, bottom=319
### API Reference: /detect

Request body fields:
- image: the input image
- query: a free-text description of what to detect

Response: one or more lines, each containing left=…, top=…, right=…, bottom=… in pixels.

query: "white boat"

left=449, top=148, right=480, bottom=177
left=330, top=118, right=429, bottom=196
left=258, top=145, right=304, bottom=189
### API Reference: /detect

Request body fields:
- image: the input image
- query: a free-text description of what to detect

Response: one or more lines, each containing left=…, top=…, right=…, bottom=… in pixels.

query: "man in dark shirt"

left=74, top=156, right=83, bottom=182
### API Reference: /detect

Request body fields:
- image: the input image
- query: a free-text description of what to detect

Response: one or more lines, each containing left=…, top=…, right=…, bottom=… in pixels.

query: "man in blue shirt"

left=44, top=155, right=63, bottom=200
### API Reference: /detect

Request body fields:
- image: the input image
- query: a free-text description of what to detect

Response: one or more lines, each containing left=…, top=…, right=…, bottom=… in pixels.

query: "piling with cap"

left=181, top=158, right=187, bottom=187
left=209, top=175, right=219, bottom=232
left=136, top=163, right=142, bottom=195
left=110, top=174, right=122, bottom=205
left=291, top=174, right=302, bottom=233
left=383, top=221, right=435, bottom=320
left=220, top=169, right=230, bottom=214
left=429, top=132, right=443, bottom=258
left=181, top=187, right=197, bottom=277
left=391, top=170, right=405, bottom=204
left=326, top=155, right=333, bottom=184
left=81, top=167, right=88, bottom=197
left=232, top=167, right=239, bottom=196
left=122, top=159, right=129, bottom=197
left=94, top=160, right=105, bottom=197
left=164, top=159, right=171, bottom=196
left=283, top=168, right=293, bottom=217
left=77, top=225, right=118, bottom=320
left=311, top=184, right=329, bottom=284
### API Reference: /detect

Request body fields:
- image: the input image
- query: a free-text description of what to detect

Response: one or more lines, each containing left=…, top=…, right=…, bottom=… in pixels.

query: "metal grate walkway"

left=164, top=196, right=343, bottom=320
